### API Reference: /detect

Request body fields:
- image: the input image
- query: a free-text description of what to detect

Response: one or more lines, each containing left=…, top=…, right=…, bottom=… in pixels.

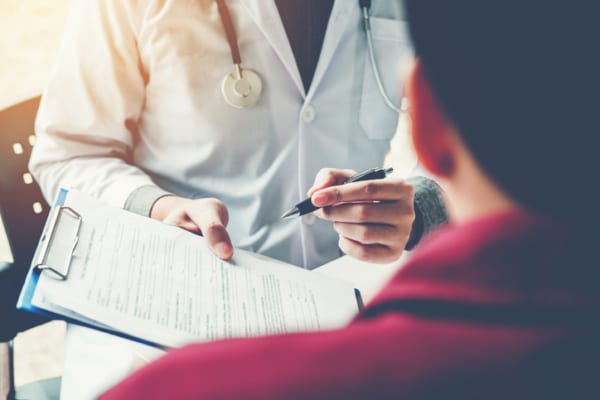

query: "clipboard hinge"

left=33, top=206, right=82, bottom=280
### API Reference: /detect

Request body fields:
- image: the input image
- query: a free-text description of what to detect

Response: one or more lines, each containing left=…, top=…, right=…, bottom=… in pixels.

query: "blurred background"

left=0, top=0, right=71, bottom=387
left=1, top=0, right=415, bottom=388
left=0, top=0, right=70, bottom=106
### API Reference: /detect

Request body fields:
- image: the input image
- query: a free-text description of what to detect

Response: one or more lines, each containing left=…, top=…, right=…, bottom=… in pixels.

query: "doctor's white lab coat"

left=30, top=0, right=411, bottom=269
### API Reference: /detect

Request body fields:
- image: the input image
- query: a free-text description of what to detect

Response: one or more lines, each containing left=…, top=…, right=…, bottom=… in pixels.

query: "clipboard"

left=17, top=188, right=363, bottom=349
left=16, top=189, right=163, bottom=348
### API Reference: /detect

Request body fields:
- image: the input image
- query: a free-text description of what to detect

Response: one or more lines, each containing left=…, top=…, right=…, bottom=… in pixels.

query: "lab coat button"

left=302, top=213, right=316, bottom=226
left=302, top=105, right=316, bottom=123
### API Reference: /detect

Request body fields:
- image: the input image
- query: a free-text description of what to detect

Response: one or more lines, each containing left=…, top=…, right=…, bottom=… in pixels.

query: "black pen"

left=281, top=167, right=394, bottom=219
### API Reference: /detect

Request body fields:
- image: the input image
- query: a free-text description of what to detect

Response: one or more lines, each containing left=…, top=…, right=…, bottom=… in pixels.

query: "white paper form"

left=32, top=190, right=359, bottom=348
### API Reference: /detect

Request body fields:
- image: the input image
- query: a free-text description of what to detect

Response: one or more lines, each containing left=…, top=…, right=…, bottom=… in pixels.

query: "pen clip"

left=344, top=168, right=378, bottom=184
left=344, top=167, right=392, bottom=184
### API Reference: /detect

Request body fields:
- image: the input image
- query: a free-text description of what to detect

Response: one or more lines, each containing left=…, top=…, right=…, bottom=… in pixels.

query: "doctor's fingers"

left=338, top=236, right=402, bottom=264
left=316, top=199, right=415, bottom=225
left=307, top=168, right=356, bottom=197
left=184, top=199, right=234, bottom=260
left=333, top=221, right=412, bottom=250
left=311, top=178, right=414, bottom=207
left=162, top=211, right=202, bottom=234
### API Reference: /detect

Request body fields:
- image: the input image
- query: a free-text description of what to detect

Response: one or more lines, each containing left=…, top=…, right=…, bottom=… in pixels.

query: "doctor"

left=30, top=0, right=445, bottom=268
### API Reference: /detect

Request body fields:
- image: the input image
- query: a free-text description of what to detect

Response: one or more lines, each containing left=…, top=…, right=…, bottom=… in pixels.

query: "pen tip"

left=281, top=207, right=299, bottom=219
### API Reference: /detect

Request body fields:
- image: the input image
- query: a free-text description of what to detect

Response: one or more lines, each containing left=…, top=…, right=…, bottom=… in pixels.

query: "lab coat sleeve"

left=29, top=0, right=156, bottom=207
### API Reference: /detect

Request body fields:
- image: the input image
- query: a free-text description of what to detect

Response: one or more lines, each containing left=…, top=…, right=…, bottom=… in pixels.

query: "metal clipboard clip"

left=33, top=205, right=82, bottom=280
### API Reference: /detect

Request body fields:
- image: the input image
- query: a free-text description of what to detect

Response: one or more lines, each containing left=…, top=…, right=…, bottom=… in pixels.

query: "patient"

left=102, top=0, right=600, bottom=398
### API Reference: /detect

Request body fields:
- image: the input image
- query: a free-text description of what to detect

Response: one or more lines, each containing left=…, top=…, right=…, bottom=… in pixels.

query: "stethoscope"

left=217, top=0, right=401, bottom=113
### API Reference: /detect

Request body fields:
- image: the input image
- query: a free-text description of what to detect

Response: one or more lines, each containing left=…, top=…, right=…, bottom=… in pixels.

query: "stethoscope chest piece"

left=221, top=65, right=263, bottom=109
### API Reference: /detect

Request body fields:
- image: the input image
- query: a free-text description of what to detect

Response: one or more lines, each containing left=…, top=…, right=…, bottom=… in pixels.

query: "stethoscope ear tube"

left=216, top=0, right=242, bottom=65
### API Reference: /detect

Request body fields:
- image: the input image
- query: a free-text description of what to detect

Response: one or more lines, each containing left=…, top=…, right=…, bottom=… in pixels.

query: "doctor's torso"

left=136, top=0, right=409, bottom=268
left=42, top=0, right=412, bottom=269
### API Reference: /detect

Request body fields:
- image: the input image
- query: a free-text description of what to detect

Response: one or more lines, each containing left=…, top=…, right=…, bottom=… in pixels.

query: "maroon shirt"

left=102, top=211, right=600, bottom=399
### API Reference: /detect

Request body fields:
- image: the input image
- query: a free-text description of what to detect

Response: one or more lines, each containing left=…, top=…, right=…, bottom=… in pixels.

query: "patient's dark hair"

left=404, top=1, right=600, bottom=221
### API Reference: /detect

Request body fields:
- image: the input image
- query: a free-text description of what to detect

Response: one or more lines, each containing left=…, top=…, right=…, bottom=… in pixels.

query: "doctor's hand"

left=308, top=169, right=415, bottom=264
left=150, top=196, right=234, bottom=260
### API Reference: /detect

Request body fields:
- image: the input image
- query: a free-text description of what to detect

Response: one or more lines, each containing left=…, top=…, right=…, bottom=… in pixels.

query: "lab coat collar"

left=239, top=0, right=305, bottom=97
left=240, top=0, right=354, bottom=100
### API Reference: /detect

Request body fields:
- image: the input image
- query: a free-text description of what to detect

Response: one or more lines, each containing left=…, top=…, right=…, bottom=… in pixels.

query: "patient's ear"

left=406, top=60, right=456, bottom=178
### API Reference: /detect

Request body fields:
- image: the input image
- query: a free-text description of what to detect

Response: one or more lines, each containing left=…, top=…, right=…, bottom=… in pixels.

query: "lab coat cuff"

left=405, top=176, right=447, bottom=250
left=124, top=185, right=173, bottom=217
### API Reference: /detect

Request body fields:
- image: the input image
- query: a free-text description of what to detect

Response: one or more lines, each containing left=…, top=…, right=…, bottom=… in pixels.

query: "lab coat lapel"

left=239, top=0, right=305, bottom=96
left=307, top=1, right=353, bottom=99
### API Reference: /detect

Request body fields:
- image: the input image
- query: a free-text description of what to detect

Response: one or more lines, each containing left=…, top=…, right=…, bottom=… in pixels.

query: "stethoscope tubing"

left=216, top=0, right=400, bottom=113
left=361, top=5, right=400, bottom=113
left=216, top=0, right=242, bottom=66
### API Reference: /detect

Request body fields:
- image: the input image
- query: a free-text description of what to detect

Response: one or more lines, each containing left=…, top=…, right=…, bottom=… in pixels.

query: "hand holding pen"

left=292, top=167, right=416, bottom=264
left=282, top=168, right=393, bottom=218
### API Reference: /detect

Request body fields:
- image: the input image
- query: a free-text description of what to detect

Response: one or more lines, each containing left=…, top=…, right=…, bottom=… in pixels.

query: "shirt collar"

left=364, top=210, right=600, bottom=317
